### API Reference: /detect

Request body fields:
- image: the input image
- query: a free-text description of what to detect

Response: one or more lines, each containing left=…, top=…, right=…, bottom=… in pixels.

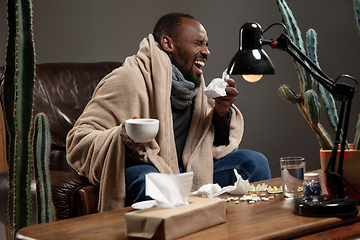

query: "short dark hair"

left=153, top=13, right=197, bottom=44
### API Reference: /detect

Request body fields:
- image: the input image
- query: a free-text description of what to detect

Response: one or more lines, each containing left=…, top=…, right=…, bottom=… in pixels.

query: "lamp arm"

left=264, top=32, right=359, bottom=199
left=265, top=34, right=336, bottom=94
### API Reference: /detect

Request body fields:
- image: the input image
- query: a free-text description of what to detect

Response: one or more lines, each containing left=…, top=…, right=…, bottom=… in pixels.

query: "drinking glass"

left=280, top=157, right=305, bottom=198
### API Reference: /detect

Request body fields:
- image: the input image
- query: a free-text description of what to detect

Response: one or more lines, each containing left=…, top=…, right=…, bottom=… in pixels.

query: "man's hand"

left=214, top=78, right=238, bottom=118
left=120, top=116, right=144, bottom=150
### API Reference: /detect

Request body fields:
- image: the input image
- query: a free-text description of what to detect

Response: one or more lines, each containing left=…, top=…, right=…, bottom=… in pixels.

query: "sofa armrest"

left=0, top=171, right=37, bottom=227
left=0, top=171, right=10, bottom=227
left=0, top=170, right=97, bottom=227
left=76, top=185, right=100, bottom=216
left=50, top=170, right=93, bottom=220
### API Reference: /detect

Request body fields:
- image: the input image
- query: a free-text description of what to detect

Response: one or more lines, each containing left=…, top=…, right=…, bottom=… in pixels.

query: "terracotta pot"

left=320, top=144, right=360, bottom=203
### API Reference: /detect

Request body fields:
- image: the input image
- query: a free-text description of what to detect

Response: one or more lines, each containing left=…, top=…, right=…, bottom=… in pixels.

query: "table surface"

left=16, top=170, right=360, bottom=240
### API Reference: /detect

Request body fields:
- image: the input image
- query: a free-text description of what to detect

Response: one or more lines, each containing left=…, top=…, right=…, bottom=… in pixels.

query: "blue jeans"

left=124, top=149, right=271, bottom=206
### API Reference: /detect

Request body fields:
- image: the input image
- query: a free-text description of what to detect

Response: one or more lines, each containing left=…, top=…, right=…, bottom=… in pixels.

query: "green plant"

left=355, top=0, right=360, bottom=32
left=33, top=113, right=56, bottom=223
left=4, top=0, right=36, bottom=237
left=3, top=0, right=55, bottom=239
left=276, top=0, right=360, bottom=150
left=353, top=0, right=360, bottom=150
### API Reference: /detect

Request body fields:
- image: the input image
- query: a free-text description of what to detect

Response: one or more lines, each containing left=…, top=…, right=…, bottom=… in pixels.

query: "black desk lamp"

left=227, top=21, right=359, bottom=217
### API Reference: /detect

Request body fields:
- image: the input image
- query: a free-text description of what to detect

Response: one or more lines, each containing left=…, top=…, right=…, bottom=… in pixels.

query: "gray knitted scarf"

left=171, top=65, right=199, bottom=110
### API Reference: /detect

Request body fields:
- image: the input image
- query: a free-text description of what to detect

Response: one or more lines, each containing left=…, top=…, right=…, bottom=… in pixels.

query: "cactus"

left=275, top=0, right=359, bottom=150
left=4, top=0, right=36, bottom=238
left=354, top=0, right=360, bottom=150
left=355, top=0, right=360, bottom=32
left=3, top=0, right=55, bottom=239
left=33, top=113, right=56, bottom=223
left=354, top=114, right=360, bottom=150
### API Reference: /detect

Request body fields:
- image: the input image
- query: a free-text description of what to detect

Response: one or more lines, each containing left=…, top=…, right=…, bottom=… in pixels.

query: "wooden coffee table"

left=16, top=170, right=360, bottom=240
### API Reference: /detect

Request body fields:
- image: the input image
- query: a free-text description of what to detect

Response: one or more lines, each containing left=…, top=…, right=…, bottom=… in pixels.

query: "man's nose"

left=201, top=46, right=210, bottom=57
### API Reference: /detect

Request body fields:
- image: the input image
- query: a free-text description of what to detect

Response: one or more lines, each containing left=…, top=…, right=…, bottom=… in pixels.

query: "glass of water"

left=280, top=157, right=305, bottom=198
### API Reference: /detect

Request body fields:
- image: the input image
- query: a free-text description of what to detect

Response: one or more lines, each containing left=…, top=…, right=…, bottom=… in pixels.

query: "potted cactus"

left=275, top=0, right=360, bottom=201
left=2, top=0, right=55, bottom=239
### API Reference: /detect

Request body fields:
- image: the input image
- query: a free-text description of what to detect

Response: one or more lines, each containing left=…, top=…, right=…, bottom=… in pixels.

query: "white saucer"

left=131, top=200, right=156, bottom=210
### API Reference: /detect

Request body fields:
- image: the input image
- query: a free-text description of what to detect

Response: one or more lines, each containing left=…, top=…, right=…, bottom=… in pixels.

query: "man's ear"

left=160, top=36, right=174, bottom=53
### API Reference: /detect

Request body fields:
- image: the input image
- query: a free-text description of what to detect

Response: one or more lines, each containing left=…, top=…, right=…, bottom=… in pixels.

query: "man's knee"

left=234, top=149, right=271, bottom=181
left=125, top=164, right=159, bottom=184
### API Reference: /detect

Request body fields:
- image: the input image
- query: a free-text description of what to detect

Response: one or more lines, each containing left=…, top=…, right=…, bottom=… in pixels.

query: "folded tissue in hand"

left=190, top=169, right=250, bottom=198
left=146, top=172, right=193, bottom=208
left=204, top=69, right=229, bottom=99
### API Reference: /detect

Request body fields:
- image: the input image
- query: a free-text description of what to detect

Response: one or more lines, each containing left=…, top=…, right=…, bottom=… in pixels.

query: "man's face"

left=169, top=18, right=210, bottom=87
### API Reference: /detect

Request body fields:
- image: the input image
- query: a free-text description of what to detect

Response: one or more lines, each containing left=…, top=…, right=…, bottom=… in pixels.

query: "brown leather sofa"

left=0, top=62, right=122, bottom=228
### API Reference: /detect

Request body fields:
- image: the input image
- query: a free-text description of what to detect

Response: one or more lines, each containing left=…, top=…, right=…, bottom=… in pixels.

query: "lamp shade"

left=227, top=22, right=275, bottom=76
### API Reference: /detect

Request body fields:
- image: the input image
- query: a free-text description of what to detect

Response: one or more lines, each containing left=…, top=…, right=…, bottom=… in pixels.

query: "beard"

left=182, top=66, right=201, bottom=88
left=173, top=48, right=203, bottom=88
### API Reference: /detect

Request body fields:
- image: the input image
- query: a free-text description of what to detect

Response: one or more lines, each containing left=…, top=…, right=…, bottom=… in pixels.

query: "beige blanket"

left=66, top=34, right=244, bottom=212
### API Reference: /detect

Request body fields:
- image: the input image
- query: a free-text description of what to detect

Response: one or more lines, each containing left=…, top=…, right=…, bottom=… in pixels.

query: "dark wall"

left=1, top=0, right=359, bottom=178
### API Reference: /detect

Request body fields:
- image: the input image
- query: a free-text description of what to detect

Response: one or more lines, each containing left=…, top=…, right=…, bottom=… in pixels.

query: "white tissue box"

left=125, top=197, right=226, bottom=240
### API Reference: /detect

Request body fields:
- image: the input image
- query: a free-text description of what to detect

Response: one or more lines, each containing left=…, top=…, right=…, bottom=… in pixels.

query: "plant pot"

left=320, top=144, right=360, bottom=203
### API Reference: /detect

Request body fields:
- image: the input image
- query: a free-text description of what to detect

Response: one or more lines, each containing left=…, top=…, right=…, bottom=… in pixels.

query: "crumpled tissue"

left=190, top=169, right=250, bottom=198
left=204, top=69, right=229, bottom=99
left=145, top=172, right=193, bottom=208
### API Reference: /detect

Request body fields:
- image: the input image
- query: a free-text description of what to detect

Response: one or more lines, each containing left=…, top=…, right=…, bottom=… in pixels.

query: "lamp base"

left=294, top=195, right=358, bottom=217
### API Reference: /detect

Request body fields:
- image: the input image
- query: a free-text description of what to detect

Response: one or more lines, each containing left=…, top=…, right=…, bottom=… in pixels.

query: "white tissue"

left=190, top=169, right=250, bottom=198
left=189, top=183, right=225, bottom=198
left=145, top=172, right=193, bottom=208
left=222, top=169, right=251, bottom=195
left=204, top=69, right=229, bottom=99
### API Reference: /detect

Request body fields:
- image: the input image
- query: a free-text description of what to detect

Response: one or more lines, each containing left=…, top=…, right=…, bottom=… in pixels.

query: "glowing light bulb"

left=242, top=74, right=263, bottom=82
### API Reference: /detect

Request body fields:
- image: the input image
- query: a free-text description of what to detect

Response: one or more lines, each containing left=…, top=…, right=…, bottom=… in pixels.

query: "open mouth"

left=194, top=60, right=205, bottom=75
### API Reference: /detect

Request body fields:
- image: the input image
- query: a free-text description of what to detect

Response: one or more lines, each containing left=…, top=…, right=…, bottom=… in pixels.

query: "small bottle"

left=303, top=172, right=322, bottom=198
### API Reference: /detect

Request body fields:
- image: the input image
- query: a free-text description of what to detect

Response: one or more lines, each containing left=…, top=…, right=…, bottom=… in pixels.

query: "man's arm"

left=213, top=110, right=231, bottom=146
left=213, top=78, right=237, bottom=146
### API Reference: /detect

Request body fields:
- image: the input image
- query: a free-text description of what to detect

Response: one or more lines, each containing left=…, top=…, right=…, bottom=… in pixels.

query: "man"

left=66, top=13, right=271, bottom=212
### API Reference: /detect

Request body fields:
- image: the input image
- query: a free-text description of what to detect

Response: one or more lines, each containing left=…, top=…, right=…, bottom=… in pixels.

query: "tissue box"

left=125, top=197, right=226, bottom=240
